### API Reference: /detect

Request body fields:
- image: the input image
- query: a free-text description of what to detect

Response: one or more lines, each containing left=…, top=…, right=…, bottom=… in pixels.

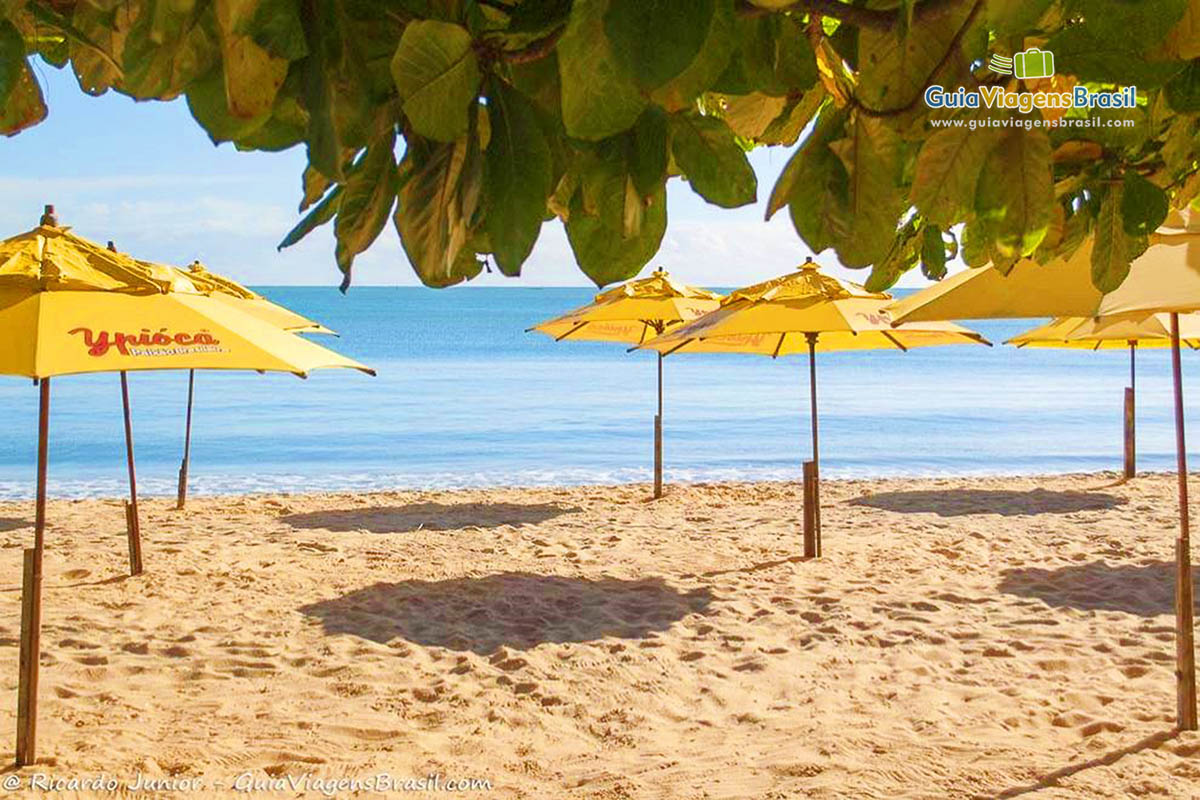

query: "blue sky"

left=1, top=60, right=932, bottom=290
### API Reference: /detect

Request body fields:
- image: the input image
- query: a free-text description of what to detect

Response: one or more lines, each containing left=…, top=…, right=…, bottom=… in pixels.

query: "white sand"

left=0, top=473, right=1197, bottom=798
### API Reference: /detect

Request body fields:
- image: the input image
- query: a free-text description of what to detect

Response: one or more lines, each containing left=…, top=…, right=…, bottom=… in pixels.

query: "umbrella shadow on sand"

left=848, top=489, right=1124, bottom=517
left=0, top=518, right=28, bottom=533
left=299, top=572, right=715, bottom=653
left=281, top=502, right=580, bottom=534
left=999, top=560, right=1198, bottom=616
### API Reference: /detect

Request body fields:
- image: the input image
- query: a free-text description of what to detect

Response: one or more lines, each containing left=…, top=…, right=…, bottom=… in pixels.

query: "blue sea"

left=0, top=287, right=1194, bottom=499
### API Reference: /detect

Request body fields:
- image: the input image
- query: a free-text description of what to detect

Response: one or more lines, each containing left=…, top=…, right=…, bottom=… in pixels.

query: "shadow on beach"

left=281, top=501, right=580, bottom=534
left=999, top=560, right=1199, bottom=616
left=991, top=730, right=1179, bottom=798
left=299, top=572, right=714, bottom=652
left=848, top=489, right=1124, bottom=517
left=0, top=518, right=28, bottom=533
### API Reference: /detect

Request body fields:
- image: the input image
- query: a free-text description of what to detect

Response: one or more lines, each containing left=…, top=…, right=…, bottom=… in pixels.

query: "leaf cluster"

left=3, top=0, right=1199, bottom=291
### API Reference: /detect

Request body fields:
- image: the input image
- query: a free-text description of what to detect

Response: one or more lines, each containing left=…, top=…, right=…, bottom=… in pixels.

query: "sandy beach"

left=0, top=473, right=1197, bottom=798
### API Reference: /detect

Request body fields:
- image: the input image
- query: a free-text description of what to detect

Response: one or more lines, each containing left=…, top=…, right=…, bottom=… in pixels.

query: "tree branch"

left=500, top=25, right=566, bottom=64
left=851, top=0, right=984, bottom=117
left=737, top=0, right=969, bottom=31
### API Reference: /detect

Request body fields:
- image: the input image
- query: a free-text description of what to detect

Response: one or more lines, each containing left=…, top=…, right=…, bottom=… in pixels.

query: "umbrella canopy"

left=0, top=224, right=370, bottom=379
left=1008, top=313, right=1200, bottom=349
left=0, top=210, right=373, bottom=766
left=1007, top=312, right=1200, bottom=481
left=636, top=260, right=990, bottom=356
left=888, top=209, right=1200, bottom=324
left=175, top=260, right=337, bottom=335
left=883, top=210, right=1200, bottom=732
left=528, top=269, right=723, bottom=499
left=633, top=259, right=990, bottom=556
left=528, top=269, right=723, bottom=344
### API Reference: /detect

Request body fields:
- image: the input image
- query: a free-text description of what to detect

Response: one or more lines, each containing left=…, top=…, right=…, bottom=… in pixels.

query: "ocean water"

left=0, top=286, right=1194, bottom=499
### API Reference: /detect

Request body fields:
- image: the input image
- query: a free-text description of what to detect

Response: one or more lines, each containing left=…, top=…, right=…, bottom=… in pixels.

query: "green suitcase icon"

left=1013, top=48, right=1054, bottom=80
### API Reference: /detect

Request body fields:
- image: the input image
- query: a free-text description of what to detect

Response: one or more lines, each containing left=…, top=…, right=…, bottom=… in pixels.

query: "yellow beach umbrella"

left=123, top=257, right=339, bottom=509
left=175, top=259, right=336, bottom=335
left=528, top=269, right=722, bottom=497
left=887, top=209, right=1200, bottom=730
left=888, top=209, right=1200, bottom=324
left=636, top=259, right=990, bottom=471
left=1008, top=313, right=1200, bottom=478
left=0, top=208, right=372, bottom=765
left=1009, top=313, right=1200, bottom=350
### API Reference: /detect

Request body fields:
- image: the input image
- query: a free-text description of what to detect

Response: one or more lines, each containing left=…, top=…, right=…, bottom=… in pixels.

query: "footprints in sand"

left=3, top=480, right=1197, bottom=798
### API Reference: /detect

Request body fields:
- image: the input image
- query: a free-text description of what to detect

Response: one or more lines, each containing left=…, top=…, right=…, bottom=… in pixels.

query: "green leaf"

left=25, top=1, right=121, bottom=79
left=217, top=0, right=291, bottom=118
left=508, top=51, right=562, bottom=119
left=910, top=118, right=1001, bottom=228
left=566, top=183, right=667, bottom=287
left=920, top=226, right=948, bottom=280
left=604, top=0, right=715, bottom=89
left=668, top=113, right=756, bottom=208
left=866, top=221, right=921, bottom=291
left=1092, top=183, right=1142, bottom=292
left=300, top=165, right=333, bottom=212
left=1048, top=25, right=1186, bottom=88
left=1077, top=0, right=1188, bottom=51
left=767, top=104, right=845, bottom=221
left=628, top=107, right=669, bottom=197
left=233, top=79, right=308, bottom=151
left=185, top=67, right=272, bottom=144
left=506, top=0, right=572, bottom=35
left=1167, top=0, right=1200, bottom=59
left=1166, top=59, right=1200, bottom=111
left=717, top=14, right=814, bottom=97
left=759, top=86, right=825, bottom=146
left=395, top=137, right=479, bottom=287
left=647, top=0, right=734, bottom=110
left=974, top=127, right=1053, bottom=261
left=0, top=20, right=28, bottom=109
left=391, top=20, right=480, bottom=142
left=121, top=1, right=217, bottom=101
left=786, top=145, right=851, bottom=255
left=857, top=1, right=974, bottom=112
left=960, top=218, right=990, bottom=267
left=484, top=80, right=553, bottom=276
left=557, top=0, right=646, bottom=139
left=1059, top=204, right=1094, bottom=263
left=773, top=15, right=817, bottom=91
left=67, top=1, right=126, bottom=95
left=238, top=0, right=309, bottom=60
left=301, top=6, right=343, bottom=180
left=985, top=0, right=1053, bottom=35
left=1163, top=116, right=1200, bottom=175
left=565, top=147, right=667, bottom=286
left=0, top=58, right=46, bottom=136
left=335, top=131, right=399, bottom=285
left=718, top=92, right=788, bottom=140
left=1120, top=171, right=1168, bottom=237
left=278, top=185, right=343, bottom=250
left=826, top=114, right=904, bottom=267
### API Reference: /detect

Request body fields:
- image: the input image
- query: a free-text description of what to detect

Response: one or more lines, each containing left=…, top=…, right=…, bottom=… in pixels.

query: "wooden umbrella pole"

left=807, top=333, right=819, bottom=468
left=17, top=377, right=50, bottom=765
left=177, top=369, right=195, bottom=510
left=1171, top=314, right=1198, bottom=730
left=802, top=333, right=821, bottom=557
left=654, top=354, right=663, bottom=499
left=120, top=372, right=144, bottom=576
left=1125, top=342, right=1137, bottom=479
